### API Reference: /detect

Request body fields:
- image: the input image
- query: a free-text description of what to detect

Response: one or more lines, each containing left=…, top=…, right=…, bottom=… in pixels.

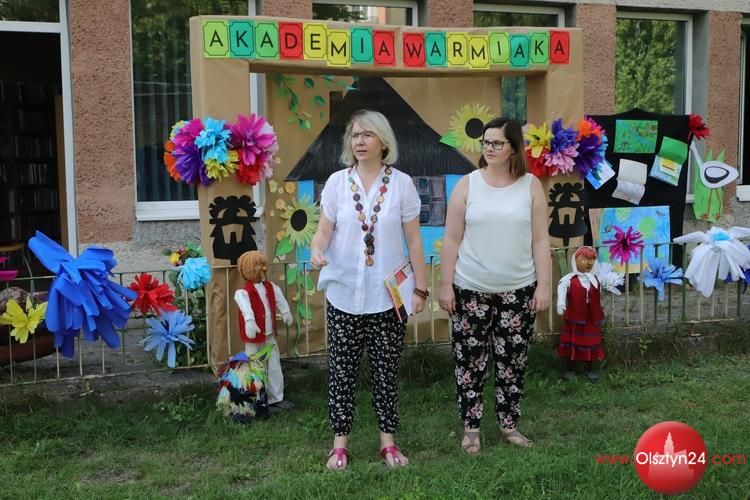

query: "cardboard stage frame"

left=188, top=16, right=585, bottom=369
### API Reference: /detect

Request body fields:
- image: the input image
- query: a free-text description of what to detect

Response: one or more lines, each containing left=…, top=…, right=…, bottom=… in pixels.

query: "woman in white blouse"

left=310, top=110, right=427, bottom=470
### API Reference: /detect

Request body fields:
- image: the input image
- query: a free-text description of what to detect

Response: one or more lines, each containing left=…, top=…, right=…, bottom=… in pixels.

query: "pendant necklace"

left=348, top=165, right=391, bottom=266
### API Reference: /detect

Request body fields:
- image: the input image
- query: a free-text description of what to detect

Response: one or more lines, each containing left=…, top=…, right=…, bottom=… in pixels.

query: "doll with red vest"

left=556, top=246, right=605, bottom=382
left=234, top=250, right=295, bottom=411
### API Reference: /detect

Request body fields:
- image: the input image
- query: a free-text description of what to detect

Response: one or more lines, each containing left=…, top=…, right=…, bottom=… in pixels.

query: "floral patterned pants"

left=327, top=301, right=406, bottom=436
left=451, top=283, right=536, bottom=430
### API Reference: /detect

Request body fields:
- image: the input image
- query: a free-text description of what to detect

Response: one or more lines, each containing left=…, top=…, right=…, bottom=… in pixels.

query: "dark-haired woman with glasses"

left=310, top=109, right=427, bottom=470
left=439, top=117, right=551, bottom=454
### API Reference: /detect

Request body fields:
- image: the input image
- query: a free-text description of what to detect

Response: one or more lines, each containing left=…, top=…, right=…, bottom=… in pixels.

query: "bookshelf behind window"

left=0, top=81, right=62, bottom=275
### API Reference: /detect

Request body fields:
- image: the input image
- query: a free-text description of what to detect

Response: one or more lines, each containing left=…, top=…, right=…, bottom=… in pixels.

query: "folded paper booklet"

left=384, top=258, right=415, bottom=321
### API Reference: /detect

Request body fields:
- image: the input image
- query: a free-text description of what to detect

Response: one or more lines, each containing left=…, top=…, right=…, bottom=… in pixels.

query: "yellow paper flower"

left=0, top=297, right=47, bottom=344
left=269, top=180, right=278, bottom=192
left=205, top=151, right=238, bottom=180
left=169, top=252, right=181, bottom=265
left=280, top=195, right=320, bottom=249
left=524, top=122, right=553, bottom=158
left=284, top=182, right=296, bottom=194
left=443, top=103, right=494, bottom=154
left=275, top=198, right=288, bottom=210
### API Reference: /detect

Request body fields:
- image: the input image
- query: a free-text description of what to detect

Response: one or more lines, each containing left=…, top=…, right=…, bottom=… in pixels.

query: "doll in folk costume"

left=556, top=246, right=605, bottom=382
left=234, top=250, right=295, bottom=412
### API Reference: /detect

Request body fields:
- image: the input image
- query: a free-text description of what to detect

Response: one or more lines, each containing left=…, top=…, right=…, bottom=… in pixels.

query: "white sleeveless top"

left=454, top=170, right=537, bottom=293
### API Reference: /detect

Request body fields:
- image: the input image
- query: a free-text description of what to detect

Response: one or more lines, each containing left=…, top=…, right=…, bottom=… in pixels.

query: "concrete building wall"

left=68, top=0, right=135, bottom=245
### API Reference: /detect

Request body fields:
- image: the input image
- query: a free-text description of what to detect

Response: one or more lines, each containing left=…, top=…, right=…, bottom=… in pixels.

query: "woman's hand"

left=310, top=248, right=328, bottom=269
left=411, top=293, right=425, bottom=315
left=530, top=285, right=549, bottom=312
left=438, top=284, right=455, bottom=315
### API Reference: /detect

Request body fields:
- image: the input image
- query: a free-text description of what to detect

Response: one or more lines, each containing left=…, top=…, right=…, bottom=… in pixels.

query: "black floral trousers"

left=451, top=283, right=536, bottom=430
left=327, top=301, right=406, bottom=436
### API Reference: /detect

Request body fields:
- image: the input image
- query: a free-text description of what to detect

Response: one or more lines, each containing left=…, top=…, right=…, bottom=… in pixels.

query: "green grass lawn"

left=1, top=344, right=749, bottom=499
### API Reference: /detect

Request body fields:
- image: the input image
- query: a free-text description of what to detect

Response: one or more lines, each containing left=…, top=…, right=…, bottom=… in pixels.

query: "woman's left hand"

left=530, top=285, right=549, bottom=312
left=412, top=294, right=426, bottom=315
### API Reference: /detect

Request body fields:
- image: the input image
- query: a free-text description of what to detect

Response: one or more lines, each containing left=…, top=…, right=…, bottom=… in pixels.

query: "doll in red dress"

left=556, top=246, right=605, bottom=382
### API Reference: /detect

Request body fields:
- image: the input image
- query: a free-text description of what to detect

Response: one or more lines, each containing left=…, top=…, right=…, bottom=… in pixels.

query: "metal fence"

left=2, top=241, right=749, bottom=387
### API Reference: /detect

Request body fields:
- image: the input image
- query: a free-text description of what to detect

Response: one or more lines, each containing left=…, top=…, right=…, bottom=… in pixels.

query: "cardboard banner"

left=189, top=17, right=585, bottom=365
left=200, top=16, right=573, bottom=74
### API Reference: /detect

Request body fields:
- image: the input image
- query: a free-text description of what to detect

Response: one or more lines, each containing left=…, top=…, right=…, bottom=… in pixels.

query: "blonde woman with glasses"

left=311, top=109, right=427, bottom=470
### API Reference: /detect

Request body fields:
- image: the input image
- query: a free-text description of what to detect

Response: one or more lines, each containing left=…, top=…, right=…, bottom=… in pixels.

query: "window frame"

left=738, top=19, right=750, bottom=201
left=0, top=0, right=76, bottom=252
left=472, top=3, right=565, bottom=27
left=616, top=11, right=694, bottom=201
left=312, top=0, right=419, bottom=26
left=133, top=0, right=264, bottom=221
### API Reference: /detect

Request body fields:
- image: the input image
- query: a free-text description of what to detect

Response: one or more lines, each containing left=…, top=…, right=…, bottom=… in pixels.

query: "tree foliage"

left=615, top=19, right=683, bottom=114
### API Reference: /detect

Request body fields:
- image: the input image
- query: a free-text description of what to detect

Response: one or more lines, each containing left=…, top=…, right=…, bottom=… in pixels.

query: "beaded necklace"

left=348, top=165, right=392, bottom=266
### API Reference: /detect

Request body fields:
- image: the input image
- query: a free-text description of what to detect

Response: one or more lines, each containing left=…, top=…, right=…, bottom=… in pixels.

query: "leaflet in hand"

left=384, top=258, right=415, bottom=321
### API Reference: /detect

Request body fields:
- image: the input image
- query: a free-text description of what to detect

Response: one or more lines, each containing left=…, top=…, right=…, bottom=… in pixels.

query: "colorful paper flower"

left=542, top=119, right=579, bottom=175
left=642, top=258, right=683, bottom=300
left=603, top=226, right=645, bottom=265
left=280, top=195, right=320, bottom=249
left=524, top=122, right=553, bottom=158
left=205, top=150, right=238, bottom=181
left=163, top=140, right=182, bottom=181
left=169, top=120, right=188, bottom=140
left=172, top=118, right=203, bottom=149
left=0, top=297, right=47, bottom=344
left=574, top=117, right=607, bottom=179
left=141, top=310, right=195, bottom=368
left=231, top=113, right=279, bottom=186
left=195, top=117, right=232, bottom=163
left=28, top=231, right=136, bottom=358
left=0, top=256, right=17, bottom=282
left=128, top=273, right=178, bottom=316
left=688, top=114, right=710, bottom=141
left=179, top=257, right=212, bottom=291
left=174, top=142, right=212, bottom=186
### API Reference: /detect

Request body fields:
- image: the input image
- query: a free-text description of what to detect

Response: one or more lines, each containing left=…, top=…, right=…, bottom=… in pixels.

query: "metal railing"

left=2, top=241, right=748, bottom=387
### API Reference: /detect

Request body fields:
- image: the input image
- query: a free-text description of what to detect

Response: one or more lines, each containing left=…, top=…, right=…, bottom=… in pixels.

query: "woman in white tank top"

left=439, top=118, right=551, bottom=453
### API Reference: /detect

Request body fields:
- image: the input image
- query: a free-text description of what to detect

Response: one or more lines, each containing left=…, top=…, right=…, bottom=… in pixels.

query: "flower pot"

left=0, top=325, right=56, bottom=366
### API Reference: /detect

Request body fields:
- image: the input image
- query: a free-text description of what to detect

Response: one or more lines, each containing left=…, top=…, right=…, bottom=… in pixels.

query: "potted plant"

left=0, top=257, right=55, bottom=366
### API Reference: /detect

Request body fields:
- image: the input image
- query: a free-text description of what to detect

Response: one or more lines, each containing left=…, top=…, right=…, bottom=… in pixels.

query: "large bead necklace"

left=348, top=165, right=391, bottom=266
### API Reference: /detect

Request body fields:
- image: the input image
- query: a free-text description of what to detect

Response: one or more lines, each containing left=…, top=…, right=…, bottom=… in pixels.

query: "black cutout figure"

left=548, top=183, right=588, bottom=247
left=209, top=195, right=258, bottom=264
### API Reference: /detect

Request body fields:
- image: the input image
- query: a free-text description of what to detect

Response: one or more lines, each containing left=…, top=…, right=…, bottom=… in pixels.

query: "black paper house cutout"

left=286, top=77, right=476, bottom=181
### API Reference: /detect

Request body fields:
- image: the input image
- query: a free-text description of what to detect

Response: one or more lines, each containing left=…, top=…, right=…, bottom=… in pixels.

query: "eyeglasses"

left=352, top=131, right=377, bottom=141
left=478, top=139, right=509, bottom=151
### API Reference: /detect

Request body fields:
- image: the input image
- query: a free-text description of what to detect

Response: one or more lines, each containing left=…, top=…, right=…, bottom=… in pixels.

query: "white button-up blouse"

left=317, top=165, right=421, bottom=315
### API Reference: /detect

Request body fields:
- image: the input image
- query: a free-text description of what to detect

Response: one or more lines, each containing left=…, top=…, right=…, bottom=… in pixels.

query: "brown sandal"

left=501, top=429, right=533, bottom=448
left=461, top=429, right=481, bottom=455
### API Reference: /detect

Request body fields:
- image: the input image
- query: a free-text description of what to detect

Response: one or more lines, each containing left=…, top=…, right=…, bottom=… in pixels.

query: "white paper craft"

left=673, top=226, right=750, bottom=297
left=612, top=159, right=647, bottom=205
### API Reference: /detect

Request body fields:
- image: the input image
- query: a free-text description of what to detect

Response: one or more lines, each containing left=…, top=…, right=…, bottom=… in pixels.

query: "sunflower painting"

left=440, top=103, right=494, bottom=154
left=270, top=180, right=321, bottom=351
left=280, top=195, right=319, bottom=251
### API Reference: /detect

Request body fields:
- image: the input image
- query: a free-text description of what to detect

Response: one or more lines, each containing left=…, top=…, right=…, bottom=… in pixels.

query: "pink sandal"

left=380, top=445, right=407, bottom=467
left=327, top=447, right=350, bottom=470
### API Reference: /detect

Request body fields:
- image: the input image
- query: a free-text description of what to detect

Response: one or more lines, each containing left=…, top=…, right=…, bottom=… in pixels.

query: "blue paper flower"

left=195, top=117, right=231, bottom=164
left=179, top=257, right=212, bottom=291
left=642, top=257, right=684, bottom=301
left=549, top=118, right=578, bottom=153
left=141, top=310, right=195, bottom=368
left=28, top=231, right=136, bottom=358
left=724, top=245, right=750, bottom=292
